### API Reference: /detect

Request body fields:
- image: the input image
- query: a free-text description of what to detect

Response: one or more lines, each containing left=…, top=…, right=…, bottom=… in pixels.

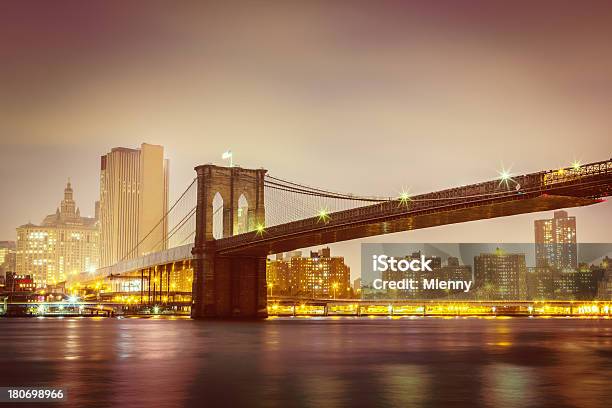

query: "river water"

left=0, top=317, right=610, bottom=408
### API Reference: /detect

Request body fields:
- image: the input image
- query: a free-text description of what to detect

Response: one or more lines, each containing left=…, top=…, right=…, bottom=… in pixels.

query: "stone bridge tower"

left=191, top=165, right=268, bottom=318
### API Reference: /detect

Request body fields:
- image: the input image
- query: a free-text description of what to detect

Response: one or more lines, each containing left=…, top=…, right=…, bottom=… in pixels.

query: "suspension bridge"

left=72, top=158, right=612, bottom=318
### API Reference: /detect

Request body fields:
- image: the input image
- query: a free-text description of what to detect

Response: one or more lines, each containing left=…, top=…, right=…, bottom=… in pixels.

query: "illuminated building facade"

left=353, top=277, right=362, bottom=293
left=596, top=257, right=612, bottom=299
left=267, top=254, right=293, bottom=295
left=99, top=143, right=169, bottom=267
left=535, top=210, right=577, bottom=270
left=528, top=263, right=604, bottom=301
left=527, top=267, right=555, bottom=300
left=474, top=249, right=527, bottom=299
left=0, top=241, right=16, bottom=276
left=16, top=182, right=99, bottom=287
left=266, top=247, right=351, bottom=299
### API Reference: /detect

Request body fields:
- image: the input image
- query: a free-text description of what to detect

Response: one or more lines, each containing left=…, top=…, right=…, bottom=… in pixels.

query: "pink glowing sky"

left=1, top=1, right=611, bottom=276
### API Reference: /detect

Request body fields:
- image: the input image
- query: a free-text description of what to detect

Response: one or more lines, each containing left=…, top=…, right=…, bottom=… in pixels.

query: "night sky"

left=1, top=1, right=611, bottom=276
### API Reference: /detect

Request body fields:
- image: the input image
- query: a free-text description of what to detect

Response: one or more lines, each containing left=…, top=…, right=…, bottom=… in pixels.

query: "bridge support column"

left=191, top=243, right=217, bottom=318
left=191, top=246, right=268, bottom=318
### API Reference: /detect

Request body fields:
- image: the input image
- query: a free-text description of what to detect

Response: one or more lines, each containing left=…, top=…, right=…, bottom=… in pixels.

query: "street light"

left=267, top=282, right=274, bottom=297
left=332, top=282, right=339, bottom=300
left=398, top=189, right=411, bottom=206
left=317, top=208, right=330, bottom=223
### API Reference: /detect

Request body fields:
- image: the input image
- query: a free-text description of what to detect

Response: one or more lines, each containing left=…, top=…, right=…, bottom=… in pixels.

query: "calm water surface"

left=0, top=317, right=610, bottom=408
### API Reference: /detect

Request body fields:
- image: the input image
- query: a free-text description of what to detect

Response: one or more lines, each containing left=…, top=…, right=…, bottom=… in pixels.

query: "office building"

left=527, top=267, right=555, bottom=300
left=15, top=182, right=99, bottom=287
left=99, top=143, right=169, bottom=267
left=596, top=257, right=612, bottom=300
left=535, top=210, right=577, bottom=270
left=0, top=241, right=16, bottom=276
left=266, top=247, right=351, bottom=299
left=353, top=277, right=362, bottom=293
left=474, top=249, right=527, bottom=300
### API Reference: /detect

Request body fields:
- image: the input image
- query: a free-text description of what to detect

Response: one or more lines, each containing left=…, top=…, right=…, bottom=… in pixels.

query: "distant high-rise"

left=535, top=210, right=577, bottom=270
left=596, top=257, right=612, bottom=300
left=353, top=277, right=362, bottom=293
left=99, top=143, right=169, bottom=267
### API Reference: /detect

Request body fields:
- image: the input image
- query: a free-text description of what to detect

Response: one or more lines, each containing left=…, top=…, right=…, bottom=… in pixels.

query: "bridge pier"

left=191, top=242, right=267, bottom=318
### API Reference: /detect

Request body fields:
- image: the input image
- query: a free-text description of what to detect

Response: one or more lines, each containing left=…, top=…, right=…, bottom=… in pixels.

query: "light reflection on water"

left=0, top=317, right=610, bottom=408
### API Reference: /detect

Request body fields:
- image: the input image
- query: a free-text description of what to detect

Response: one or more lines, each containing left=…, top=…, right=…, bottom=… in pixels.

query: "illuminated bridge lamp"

left=255, top=223, right=265, bottom=236
left=497, top=166, right=517, bottom=189
left=317, top=209, right=330, bottom=223
left=572, top=160, right=581, bottom=170
left=398, top=190, right=411, bottom=206
left=498, top=169, right=511, bottom=181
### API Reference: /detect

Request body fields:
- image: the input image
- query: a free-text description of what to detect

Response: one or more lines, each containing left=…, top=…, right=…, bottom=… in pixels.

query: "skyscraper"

left=534, top=210, right=577, bottom=270
left=99, top=143, right=169, bottom=267
left=15, top=182, right=99, bottom=286
left=0, top=241, right=16, bottom=276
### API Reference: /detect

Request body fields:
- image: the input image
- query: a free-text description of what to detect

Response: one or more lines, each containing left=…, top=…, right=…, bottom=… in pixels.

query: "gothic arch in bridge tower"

left=211, top=192, right=224, bottom=239
left=236, top=194, right=250, bottom=234
left=193, top=165, right=266, bottom=242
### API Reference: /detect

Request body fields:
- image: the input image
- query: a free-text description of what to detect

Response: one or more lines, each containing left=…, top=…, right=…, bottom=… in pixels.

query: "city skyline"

left=1, top=4, right=611, bottom=407
left=361, top=243, right=612, bottom=301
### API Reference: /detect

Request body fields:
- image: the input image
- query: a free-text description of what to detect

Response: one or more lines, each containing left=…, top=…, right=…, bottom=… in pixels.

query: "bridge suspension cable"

left=264, top=174, right=392, bottom=202
left=118, top=177, right=197, bottom=262
left=261, top=174, right=392, bottom=227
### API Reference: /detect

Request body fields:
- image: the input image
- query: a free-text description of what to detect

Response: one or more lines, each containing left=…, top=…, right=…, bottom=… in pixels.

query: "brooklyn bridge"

left=69, top=159, right=612, bottom=318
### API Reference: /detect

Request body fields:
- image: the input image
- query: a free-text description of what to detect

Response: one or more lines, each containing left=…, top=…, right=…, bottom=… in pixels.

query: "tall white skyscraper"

left=99, top=143, right=169, bottom=267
